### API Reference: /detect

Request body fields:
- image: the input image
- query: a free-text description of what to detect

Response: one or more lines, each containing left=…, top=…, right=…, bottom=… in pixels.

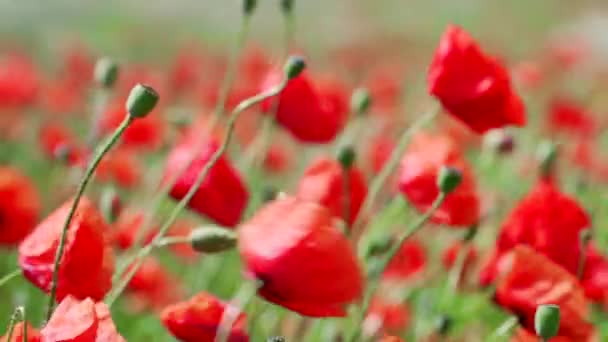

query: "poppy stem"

left=489, top=315, right=519, bottom=339
left=447, top=242, right=470, bottom=292
left=350, top=103, right=440, bottom=245
left=155, top=235, right=192, bottom=247
left=105, top=78, right=290, bottom=307
left=4, top=306, right=25, bottom=342
left=349, top=192, right=447, bottom=342
left=212, top=12, right=252, bottom=124
left=215, top=280, right=261, bottom=342
left=46, top=115, right=134, bottom=321
left=0, top=269, right=21, bottom=288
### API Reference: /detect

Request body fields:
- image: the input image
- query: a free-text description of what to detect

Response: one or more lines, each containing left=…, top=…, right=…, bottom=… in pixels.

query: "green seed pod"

left=126, top=84, right=159, bottom=118
left=94, top=57, right=119, bottom=88
left=283, top=56, right=306, bottom=80
left=350, top=88, right=371, bottom=116
left=190, top=226, right=237, bottom=253
left=337, top=145, right=356, bottom=169
left=535, top=304, right=560, bottom=340
left=437, top=166, right=462, bottom=194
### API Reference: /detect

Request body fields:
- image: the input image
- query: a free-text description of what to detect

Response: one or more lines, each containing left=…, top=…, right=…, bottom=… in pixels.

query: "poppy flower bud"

left=350, top=87, right=371, bottom=116
left=284, top=56, right=306, bottom=80
left=189, top=226, right=237, bottom=253
left=536, top=140, right=558, bottom=177
left=94, top=57, right=119, bottom=88
left=262, top=185, right=279, bottom=203
left=243, top=0, right=257, bottom=15
left=337, top=145, right=356, bottom=169
left=534, top=304, right=560, bottom=340
left=280, top=0, right=294, bottom=14
left=366, top=236, right=394, bottom=257
left=580, top=229, right=592, bottom=245
left=435, top=314, right=453, bottom=336
left=52, top=143, right=73, bottom=164
left=463, top=224, right=478, bottom=242
left=267, top=337, right=286, bottom=342
left=483, top=129, right=514, bottom=155
left=126, top=83, right=159, bottom=119
left=100, top=187, right=122, bottom=224
left=437, top=166, right=462, bottom=194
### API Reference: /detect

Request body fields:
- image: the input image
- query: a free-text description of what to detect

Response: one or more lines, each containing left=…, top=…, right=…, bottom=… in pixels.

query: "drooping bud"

left=437, top=166, right=462, bottom=194
left=100, top=187, right=122, bottom=224
left=337, top=145, right=356, bottom=169
left=283, top=56, right=306, bottom=80
left=483, top=129, right=514, bottom=154
left=189, top=226, right=237, bottom=253
left=536, top=140, right=558, bottom=177
left=126, top=84, right=159, bottom=118
left=350, top=88, right=371, bottom=116
left=94, top=57, right=119, bottom=88
left=243, top=0, right=257, bottom=15
left=535, top=304, right=560, bottom=340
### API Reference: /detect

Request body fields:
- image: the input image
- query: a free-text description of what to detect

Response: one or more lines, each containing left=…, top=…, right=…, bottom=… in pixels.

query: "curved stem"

left=46, top=115, right=133, bottom=320
left=105, top=80, right=289, bottom=307
left=4, top=306, right=24, bottom=342
left=0, top=269, right=21, bottom=288
left=350, top=104, right=440, bottom=245
left=215, top=280, right=260, bottom=342
left=349, top=192, right=447, bottom=342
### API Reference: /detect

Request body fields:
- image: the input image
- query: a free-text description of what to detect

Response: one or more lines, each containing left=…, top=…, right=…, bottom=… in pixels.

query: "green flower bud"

left=94, top=57, right=119, bottom=88
left=262, top=186, right=279, bottom=203
left=435, top=314, right=453, bottom=336
left=537, top=140, right=558, bottom=177
left=535, top=304, right=560, bottom=340
left=337, top=145, right=356, bottom=169
left=350, top=88, right=371, bottom=116
left=437, top=166, right=462, bottom=194
left=280, top=0, right=294, bottom=14
left=463, top=224, right=478, bottom=242
left=365, top=236, right=394, bottom=257
left=190, top=226, right=237, bottom=253
left=126, top=84, right=159, bottom=118
left=243, top=0, right=257, bottom=15
left=284, top=56, right=306, bottom=80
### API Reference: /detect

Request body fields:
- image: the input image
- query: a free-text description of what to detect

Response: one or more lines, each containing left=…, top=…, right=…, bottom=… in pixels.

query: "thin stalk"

left=0, top=269, right=21, bottom=288
left=4, top=306, right=24, bottom=342
left=489, top=316, right=519, bottom=340
left=106, top=79, right=289, bottom=307
left=46, top=115, right=133, bottom=320
left=215, top=280, right=260, bottom=342
left=448, top=243, right=471, bottom=291
left=349, top=192, right=447, bottom=342
left=350, top=104, right=440, bottom=244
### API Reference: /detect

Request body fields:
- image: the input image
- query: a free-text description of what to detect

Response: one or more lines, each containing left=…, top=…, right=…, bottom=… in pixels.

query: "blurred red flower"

left=163, top=139, right=249, bottom=227
left=581, top=245, right=608, bottom=307
left=398, top=133, right=480, bottom=227
left=296, top=156, right=368, bottom=226
left=161, top=291, right=248, bottom=342
left=0, top=322, right=40, bottom=342
left=239, top=196, right=363, bottom=317
left=99, top=101, right=165, bottom=151
left=0, top=166, right=40, bottom=245
left=383, top=240, right=426, bottom=280
left=547, top=97, right=597, bottom=138
left=496, top=178, right=590, bottom=275
left=428, top=25, right=526, bottom=134
left=41, top=295, right=125, bottom=342
left=110, top=210, right=158, bottom=250
left=38, top=122, right=86, bottom=165
left=495, top=246, right=594, bottom=341
left=18, top=197, right=114, bottom=301
left=96, top=149, right=142, bottom=189
left=366, top=299, right=411, bottom=335
left=126, top=257, right=184, bottom=311
left=442, top=241, right=477, bottom=270
left=0, top=54, right=38, bottom=109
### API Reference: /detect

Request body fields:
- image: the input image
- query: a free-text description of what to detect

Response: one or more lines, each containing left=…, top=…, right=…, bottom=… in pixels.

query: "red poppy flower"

left=367, top=133, right=395, bottom=175
left=40, top=78, right=84, bottom=115
left=366, top=299, right=410, bottom=335
left=126, top=257, right=183, bottom=311
left=110, top=210, right=158, bottom=250
left=18, top=197, right=114, bottom=301
left=260, top=70, right=345, bottom=144
left=379, top=337, right=404, bottom=342
left=495, top=246, right=593, bottom=341
left=41, top=296, right=126, bottom=342
left=169, top=48, right=204, bottom=94
left=263, top=143, right=291, bottom=174
left=99, top=101, right=165, bottom=150
left=364, top=64, right=403, bottom=114
left=428, top=25, right=526, bottom=134
left=0, top=54, right=39, bottom=109
left=296, top=156, right=368, bottom=226
left=383, top=240, right=426, bottom=280
left=547, top=97, right=597, bottom=137
left=0, top=167, right=40, bottom=245
left=163, top=139, right=249, bottom=227
left=398, top=133, right=480, bottom=227
left=38, top=122, right=86, bottom=165
left=161, top=291, right=248, bottom=342
left=239, top=196, right=363, bottom=317
left=496, top=178, right=590, bottom=275
left=512, top=61, right=543, bottom=89
left=442, top=241, right=478, bottom=270
left=511, top=328, right=585, bottom=342
left=0, top=322, right=40, bottom=342
left=581, top=245, right=608, bottom=306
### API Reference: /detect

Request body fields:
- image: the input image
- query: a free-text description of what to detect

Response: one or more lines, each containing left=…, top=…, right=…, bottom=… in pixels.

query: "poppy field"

left=2, top=0, right=608, bottom=341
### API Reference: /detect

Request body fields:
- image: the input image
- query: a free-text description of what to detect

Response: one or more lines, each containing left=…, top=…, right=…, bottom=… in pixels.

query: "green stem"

left=20, top=307, right=26, bottom=342
left=350, top=104, right=440, bottom=244
left=349, top=192, right=447, bottom=342
left=489, top=316, right=518, bottom=340
left=46, top=115, right=133, bottom=320
left=105, top=80, right=289, bottom=307
left=447, top=242, right=471, bottom=292
left=0, top=269, right=21, bottom=288
left=212, top=14, right=252, bottom=122
left=156, top=236, right=192, bottom=248
left=215, top=280, right=260, bottom=342
left=4, top=306, right=24, bottom=342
